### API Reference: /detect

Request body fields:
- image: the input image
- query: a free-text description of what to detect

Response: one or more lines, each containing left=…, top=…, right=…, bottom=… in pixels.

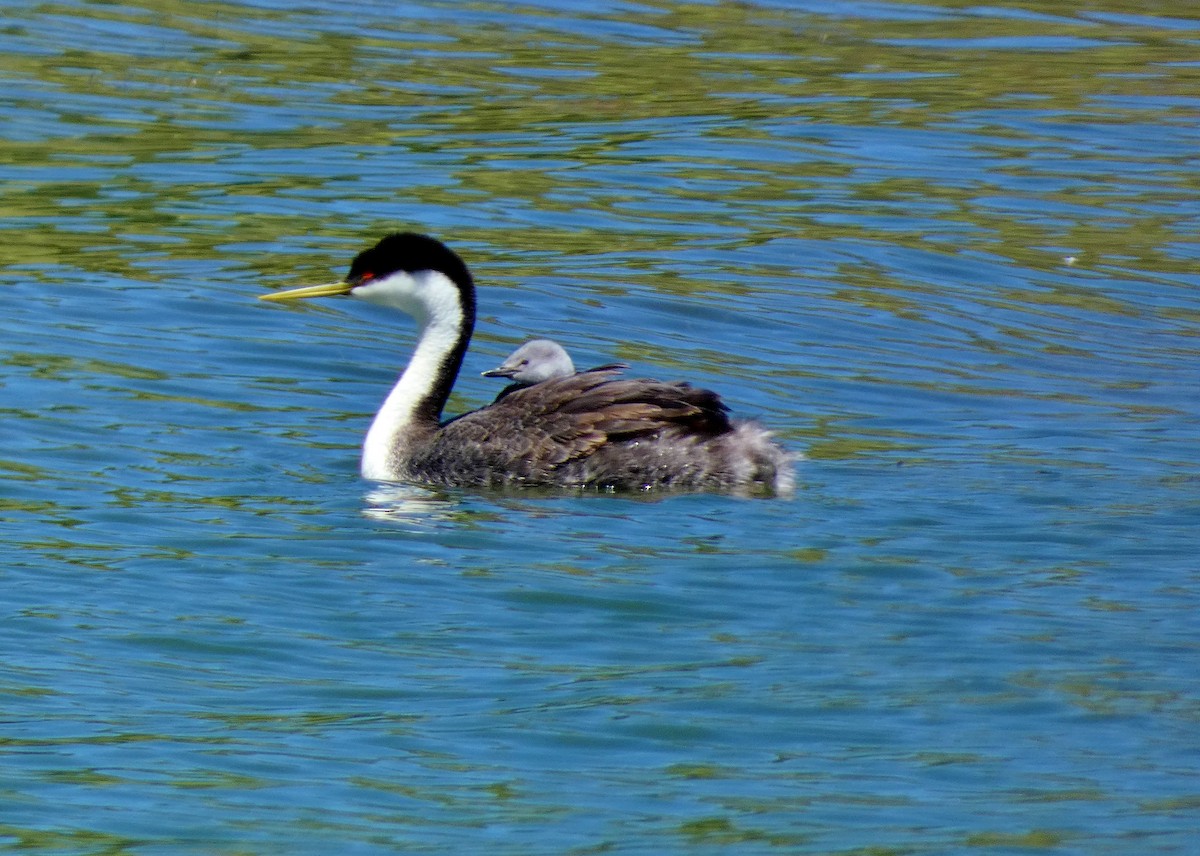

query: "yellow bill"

left=258, top=281, right=354, bottom=302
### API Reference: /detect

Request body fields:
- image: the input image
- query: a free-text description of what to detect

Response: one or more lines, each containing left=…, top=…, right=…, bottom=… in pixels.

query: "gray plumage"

left=483, top=339, right=576, bottom=386
left=483, top=339, right=630, bottom=403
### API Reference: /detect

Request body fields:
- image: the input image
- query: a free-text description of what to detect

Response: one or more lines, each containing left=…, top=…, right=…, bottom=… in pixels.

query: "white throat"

left=354, top=269, right=466, bottom=481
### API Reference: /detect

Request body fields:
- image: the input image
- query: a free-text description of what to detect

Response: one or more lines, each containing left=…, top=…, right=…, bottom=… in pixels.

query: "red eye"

left=358, top=271, right=375, bottom=283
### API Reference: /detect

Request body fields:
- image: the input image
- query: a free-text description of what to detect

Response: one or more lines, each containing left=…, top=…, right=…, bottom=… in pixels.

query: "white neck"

left=353, top=269, right=468, bottom=481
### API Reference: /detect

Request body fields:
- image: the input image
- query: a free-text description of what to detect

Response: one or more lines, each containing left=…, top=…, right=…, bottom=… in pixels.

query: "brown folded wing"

left=416, top=367, right=733, bottom=484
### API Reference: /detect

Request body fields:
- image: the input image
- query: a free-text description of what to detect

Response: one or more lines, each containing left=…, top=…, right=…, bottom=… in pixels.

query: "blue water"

left=2, top=1, right=1199, bottom=853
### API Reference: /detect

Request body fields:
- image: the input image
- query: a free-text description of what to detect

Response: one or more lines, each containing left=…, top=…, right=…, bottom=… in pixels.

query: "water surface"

left=2, top=1, right=1198, bottom=853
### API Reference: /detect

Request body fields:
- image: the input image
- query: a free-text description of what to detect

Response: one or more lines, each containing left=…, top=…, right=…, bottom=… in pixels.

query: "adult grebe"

left=261, top=233, right=795, bottom=494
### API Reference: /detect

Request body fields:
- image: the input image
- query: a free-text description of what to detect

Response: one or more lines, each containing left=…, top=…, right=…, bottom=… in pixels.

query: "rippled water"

left=3, top=1, right=1199, bottom=853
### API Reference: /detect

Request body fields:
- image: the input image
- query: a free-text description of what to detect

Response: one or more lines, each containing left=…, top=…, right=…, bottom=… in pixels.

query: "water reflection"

left=360, top=482, right=461, bottom=525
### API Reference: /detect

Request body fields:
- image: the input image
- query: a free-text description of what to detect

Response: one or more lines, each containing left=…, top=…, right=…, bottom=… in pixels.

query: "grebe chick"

left=483, top=339, right=576, bottom=386
left=483, top=338, right=629, bottom=402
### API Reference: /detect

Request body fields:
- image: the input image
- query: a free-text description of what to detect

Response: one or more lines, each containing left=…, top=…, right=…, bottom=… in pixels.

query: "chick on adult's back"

left=260, top=233, right=795, bottom=495
left=482, top=338, right=628, bottom=402
left=483, top=339, right=577, bottom=386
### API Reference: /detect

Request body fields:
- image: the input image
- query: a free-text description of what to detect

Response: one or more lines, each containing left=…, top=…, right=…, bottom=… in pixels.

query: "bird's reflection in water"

left=361, top=482, right=460, bottom=525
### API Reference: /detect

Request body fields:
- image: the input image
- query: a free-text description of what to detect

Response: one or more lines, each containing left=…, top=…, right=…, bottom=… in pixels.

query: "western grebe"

left=260, top=233, right=795, bottom=494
